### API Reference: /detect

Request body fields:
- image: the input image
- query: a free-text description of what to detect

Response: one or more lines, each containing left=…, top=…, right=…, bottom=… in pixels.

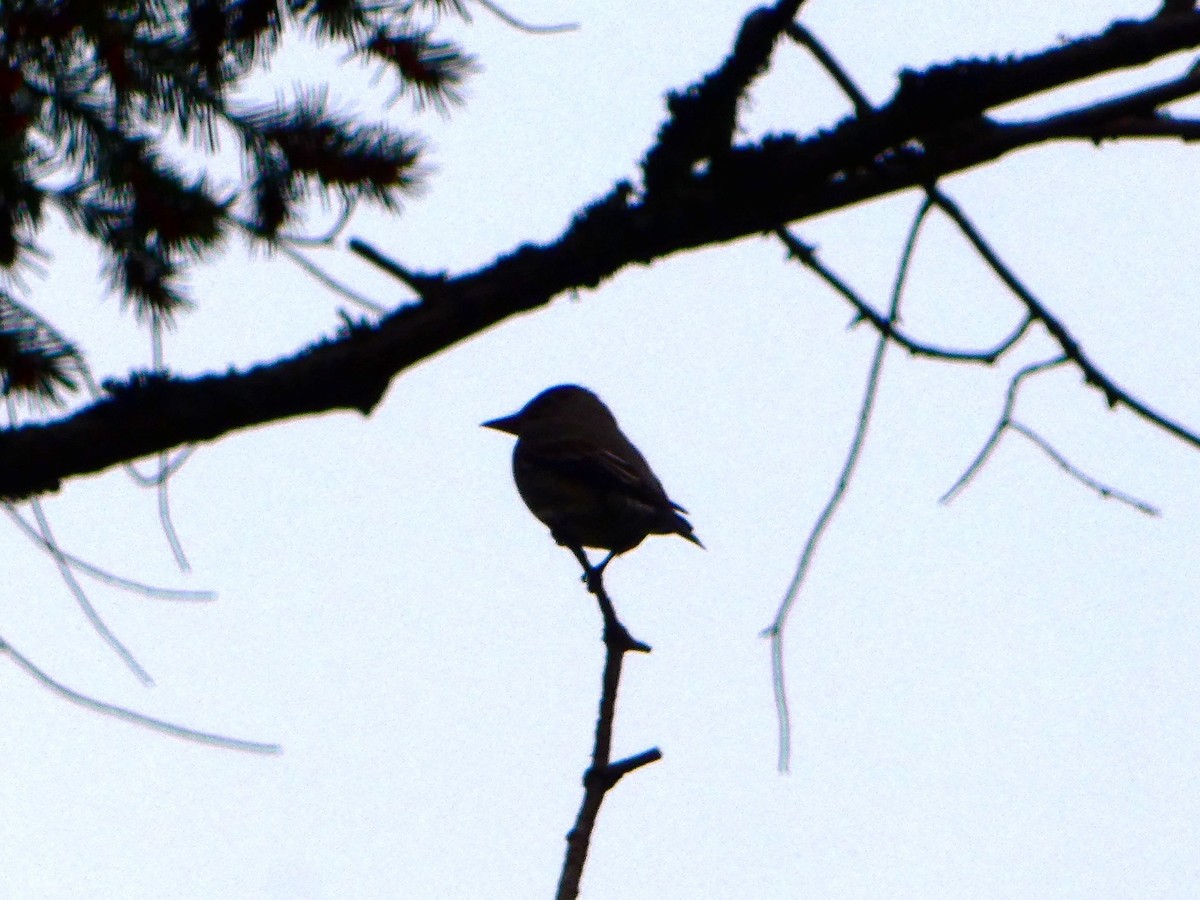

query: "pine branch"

left=0, top=0, right=474, bottom=349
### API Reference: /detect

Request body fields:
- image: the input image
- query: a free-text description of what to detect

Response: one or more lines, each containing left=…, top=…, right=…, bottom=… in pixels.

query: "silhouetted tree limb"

left=928, top=187, right=1200, bottom=451
left=763, top=17, right=1188, bottom=766
left=556, top=549, right=659, bottom=900
left=3, top=6, right=1200, bottom=499
left=774, top=228, right=1032, bottom=364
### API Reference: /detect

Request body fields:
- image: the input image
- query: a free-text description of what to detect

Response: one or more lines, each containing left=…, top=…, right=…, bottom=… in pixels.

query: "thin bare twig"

left=473, top=0, right=578, bottom=34
left=152, top=316, right=190, bottom=572
left=348, top=238, right=446, bottom=299
left=1008, top=421, right=1161, bottom=516
left=775, top=228, right=1032, bottom=364
left=785, top=23, right=872, bottom=115
left=228, top=212, right=388, bottom=313
left=941, top=356, right=1160, bottom=516
left=928, top=187, right=1200, bottom=450
left=278, top=245, right=389, bottom=316
left=157, top=469, right=190, bottom=571
left=764, top=198, right=933, bottom=772
left=2, top=504, right=216, bottom=602
left=555, top=548, right=659, bottom=900
left=0, top=634, right=280, bottom=754
left=940, top=357, right=1068, bottom=503
left=229, top=201, right=354, bottom=248
left=26, top=497, right=154, bottom=685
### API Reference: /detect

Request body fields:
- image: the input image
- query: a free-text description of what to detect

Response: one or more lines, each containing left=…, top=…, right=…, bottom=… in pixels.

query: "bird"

left=482, top=385, right=701, bottom=574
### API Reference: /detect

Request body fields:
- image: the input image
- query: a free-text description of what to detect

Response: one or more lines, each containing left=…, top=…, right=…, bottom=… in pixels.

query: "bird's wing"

left=522, top=437, right=672, bottom=507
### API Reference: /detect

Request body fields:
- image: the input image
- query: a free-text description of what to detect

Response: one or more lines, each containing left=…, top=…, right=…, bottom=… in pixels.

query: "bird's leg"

left=576, top=550, right=615, bottom=595
left=593, top=551, right=616, bottom=580
left=566, top=544, right=597, bottom=587
left=564, top=545, right=649, bottom=653
left=562, top=544, right=616, bottom=592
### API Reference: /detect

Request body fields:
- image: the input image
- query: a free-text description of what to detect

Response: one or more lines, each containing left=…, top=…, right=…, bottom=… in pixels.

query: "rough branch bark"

left=2, top=8, right=1199, bottom=500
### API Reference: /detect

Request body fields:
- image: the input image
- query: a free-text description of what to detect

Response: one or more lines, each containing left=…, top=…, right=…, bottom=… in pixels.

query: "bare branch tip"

left=608, top=748, right=663, bottom=781
left=349, top=238, right=446, bottom=298
left=474, top=0, right=578, bottom=34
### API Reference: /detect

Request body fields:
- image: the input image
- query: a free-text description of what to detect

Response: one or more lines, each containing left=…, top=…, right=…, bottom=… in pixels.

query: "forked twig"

left=941, top=356, right=1160, bottom=516
left=940, top=357, right=1068, bottom=502
left=792, top=21, right=1200, bottom=451
left=928, top=188, right=1200, bottom=451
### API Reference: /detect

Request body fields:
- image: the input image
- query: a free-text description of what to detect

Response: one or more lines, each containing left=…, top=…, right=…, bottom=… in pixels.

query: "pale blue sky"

left=3, top=1, right=1199, bottom=897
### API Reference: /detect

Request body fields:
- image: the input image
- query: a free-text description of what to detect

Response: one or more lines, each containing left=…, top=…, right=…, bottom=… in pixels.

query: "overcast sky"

left=3, top=1, right=1200, bottom=897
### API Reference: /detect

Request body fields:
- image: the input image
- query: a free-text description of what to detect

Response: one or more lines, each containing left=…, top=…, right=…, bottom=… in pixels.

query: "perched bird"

left=483, top=385, right=701, bottom=571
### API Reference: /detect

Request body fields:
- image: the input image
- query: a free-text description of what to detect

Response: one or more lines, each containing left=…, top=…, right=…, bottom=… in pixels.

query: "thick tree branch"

left=1041, top=114, right=1200, bottom=142
left=643, top=0, right=808, bottom=194
left=3, top=9, right=1200, bottom=499
left=788, top=23, right=1200, bottom=455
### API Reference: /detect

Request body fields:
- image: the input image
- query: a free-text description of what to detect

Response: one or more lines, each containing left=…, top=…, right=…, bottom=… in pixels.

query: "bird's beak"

left=481, top=412, right=522, bottom=435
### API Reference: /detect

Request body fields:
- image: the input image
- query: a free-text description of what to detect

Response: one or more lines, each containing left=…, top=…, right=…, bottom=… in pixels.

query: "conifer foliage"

left=0, top=0, right=474, bottom=403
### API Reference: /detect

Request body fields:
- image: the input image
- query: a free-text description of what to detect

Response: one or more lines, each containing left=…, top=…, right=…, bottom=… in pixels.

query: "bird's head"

left=481, top=384, right=614, bottom=435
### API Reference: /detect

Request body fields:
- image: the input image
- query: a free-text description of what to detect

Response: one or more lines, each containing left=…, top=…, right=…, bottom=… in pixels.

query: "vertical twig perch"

left=555, top=548, right=661, bottom=900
